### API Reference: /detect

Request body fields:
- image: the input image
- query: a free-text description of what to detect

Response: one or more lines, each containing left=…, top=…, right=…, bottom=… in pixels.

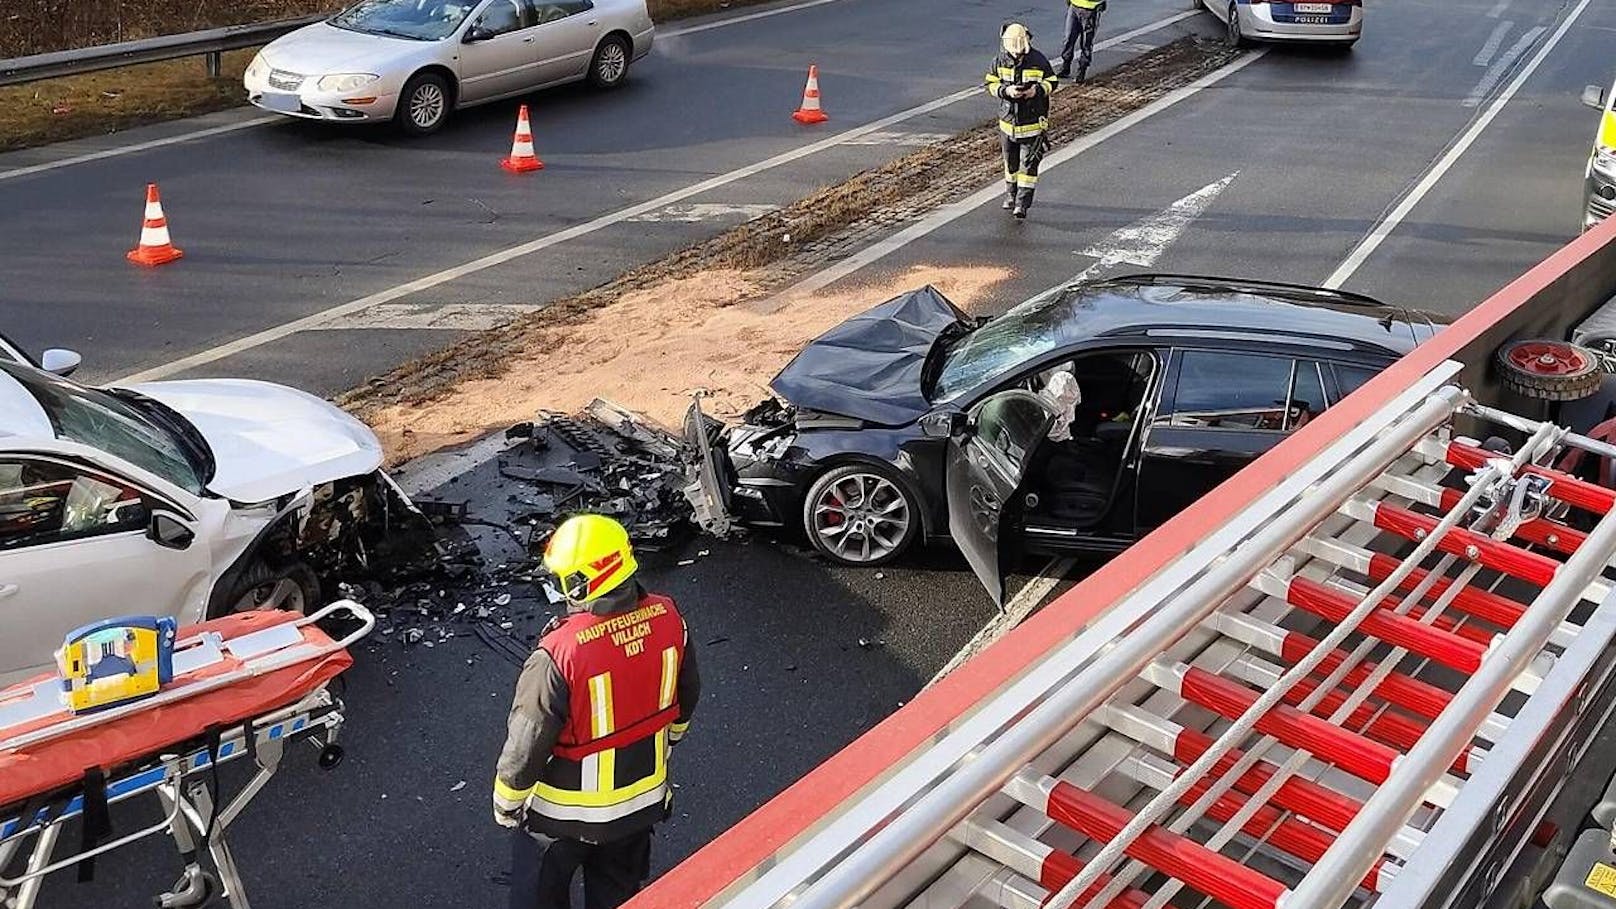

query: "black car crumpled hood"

left=769, top=285, right=971, bottom=426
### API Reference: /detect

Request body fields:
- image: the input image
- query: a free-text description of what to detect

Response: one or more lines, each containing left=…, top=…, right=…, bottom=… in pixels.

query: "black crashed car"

left=683, top=274, right=1445, bottom=601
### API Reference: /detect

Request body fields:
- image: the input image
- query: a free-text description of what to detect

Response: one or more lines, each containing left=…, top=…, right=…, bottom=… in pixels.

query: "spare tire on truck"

left=1495, top=339, right=1604, bottom=401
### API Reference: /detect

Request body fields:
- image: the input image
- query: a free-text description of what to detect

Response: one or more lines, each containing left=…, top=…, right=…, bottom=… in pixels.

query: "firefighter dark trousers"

left=509, top=828, right=653, bottom=909
left=1002, top=135, right=1045, bottom=209
left=1060, top=6, right=1100, bottom=74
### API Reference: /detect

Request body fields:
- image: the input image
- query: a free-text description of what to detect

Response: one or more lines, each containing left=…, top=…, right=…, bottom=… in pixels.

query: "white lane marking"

left=660, top=0, right=846, bottom=37
left=1472, top=20, right=1513, bottom=66
left=775, top=51, right=1267, bottom=300
left=114, top=9, right=1200, bottom=383
left=0, top=115, right=279, bottom=183
left=840, top=130, right=958, bottom=147
left=1486, top=0, right=1511, bottom=17
left=625, top=202, right=780, bottom=222
left=1323, top=0, right=1589, bottom=289
left=1463, top=24, right=1544, bottom=108
left=926, top=558, right=1075, bottom=686
left=309, top=302, right=546, bottom=331
left=1070, top=172, right=1238, bottom=283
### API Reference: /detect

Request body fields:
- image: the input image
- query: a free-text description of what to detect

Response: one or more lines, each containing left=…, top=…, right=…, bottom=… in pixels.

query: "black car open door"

left=945, top=390, right=1056, bottom=605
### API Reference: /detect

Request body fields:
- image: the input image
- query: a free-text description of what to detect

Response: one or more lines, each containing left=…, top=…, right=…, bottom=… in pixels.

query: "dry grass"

left=0, top=50, right=256, bottom=152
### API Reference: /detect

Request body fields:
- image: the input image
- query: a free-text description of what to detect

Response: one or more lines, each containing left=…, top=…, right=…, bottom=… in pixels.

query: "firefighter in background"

left=1056, top=0, right=1106, bottom=82
left=494, top=514, right=701, bottom=909
left=986, top=23, right=1057, bottom=221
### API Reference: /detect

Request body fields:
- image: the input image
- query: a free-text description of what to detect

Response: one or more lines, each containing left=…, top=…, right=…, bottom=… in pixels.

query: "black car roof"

left=1040, top=273, right=1445, bottom=358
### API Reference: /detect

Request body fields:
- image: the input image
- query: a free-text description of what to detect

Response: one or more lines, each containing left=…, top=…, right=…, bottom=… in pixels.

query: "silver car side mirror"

left=1584, top=84, right=1607, bottom=110
left=40, top=348, right=81, bottom=376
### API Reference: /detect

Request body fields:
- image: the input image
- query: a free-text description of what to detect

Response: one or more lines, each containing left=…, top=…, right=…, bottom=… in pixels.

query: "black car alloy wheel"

left=803, top=465, right=919, bottom=567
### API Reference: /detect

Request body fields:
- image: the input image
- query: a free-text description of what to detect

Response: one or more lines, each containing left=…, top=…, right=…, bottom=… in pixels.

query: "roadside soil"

left=343, top=38, right=1239, bottom=464
left=0, top=0, right=788, bottom=153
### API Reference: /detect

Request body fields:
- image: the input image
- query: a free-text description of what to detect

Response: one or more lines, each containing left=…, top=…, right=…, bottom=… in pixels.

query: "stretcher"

left=0, top=600, right=373, bottom=909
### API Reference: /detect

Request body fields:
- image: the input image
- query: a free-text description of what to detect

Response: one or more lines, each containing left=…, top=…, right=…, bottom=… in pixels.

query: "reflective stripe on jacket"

left=985, top=48, right=1056, bottom=140
left=1070, top=0, right=1103, bottom=8
left=494, top=587, right=699, bottom=843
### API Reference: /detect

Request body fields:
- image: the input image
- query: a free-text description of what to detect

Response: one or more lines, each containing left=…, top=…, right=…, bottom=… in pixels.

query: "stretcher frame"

left=0, top=601, right=373, bottom=909
left=0, top=688, right=344, bottom=909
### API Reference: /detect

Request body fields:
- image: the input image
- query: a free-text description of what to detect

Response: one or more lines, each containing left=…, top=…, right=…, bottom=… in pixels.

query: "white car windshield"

left=931, top=291, right=1073, bottom=403
left=329, top=0, right=477, bottom=41
left=3, top=364, right=206, bottom=495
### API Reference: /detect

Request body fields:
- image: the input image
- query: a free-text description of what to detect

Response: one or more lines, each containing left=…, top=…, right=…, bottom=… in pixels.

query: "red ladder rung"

left=1039, top=780, right=1291, bottom=909
left=1437, top=487, right=1586, bottom=555
left=1038, top=849, right=1153, bottom=909
left=1287, top=576, right=1488, bottom=673
left=1371, top=502, right=1560, bottom=586
left=1446, top=441, right=1615, bottom=515
left=1171, top=726, right=1363, bottom=832
left=1280, top=675, right=1475, bottom=773
left=1277, top=629, right=1455, bottom=718
left=1366, top=552, right=1529, bottom=629
left=1178, top=666, right=1400, bottom=783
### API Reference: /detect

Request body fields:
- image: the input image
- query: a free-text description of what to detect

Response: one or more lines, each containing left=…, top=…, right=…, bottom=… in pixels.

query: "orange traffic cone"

left=792, top=65, right=828, bottom=124
left=501, top=104, right=544, bottom=173
left=126, top=183, right=182, bottom=267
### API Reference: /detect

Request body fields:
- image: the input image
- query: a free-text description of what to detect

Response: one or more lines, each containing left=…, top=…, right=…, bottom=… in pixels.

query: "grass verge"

left=0, top=0, right=791, bottom=155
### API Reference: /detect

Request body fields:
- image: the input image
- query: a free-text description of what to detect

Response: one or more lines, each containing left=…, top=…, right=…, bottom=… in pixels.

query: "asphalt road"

left=13, top=0, right=1616, bottom=904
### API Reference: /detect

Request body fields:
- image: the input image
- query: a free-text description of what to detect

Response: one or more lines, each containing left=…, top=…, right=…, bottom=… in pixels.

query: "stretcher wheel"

left=318, top=744, right=345, bottom=770
left=155, top=866, right=219, bottom=909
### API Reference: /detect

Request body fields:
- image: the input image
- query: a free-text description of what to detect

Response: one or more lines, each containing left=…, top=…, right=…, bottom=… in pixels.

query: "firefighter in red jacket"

left=494, top=514, right=701, bottom=909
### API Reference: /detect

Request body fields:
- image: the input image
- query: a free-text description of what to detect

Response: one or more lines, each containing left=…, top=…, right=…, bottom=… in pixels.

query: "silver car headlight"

left=316, top=73, right=381, bottom=93
left=245, top=53, right=268, bottom=81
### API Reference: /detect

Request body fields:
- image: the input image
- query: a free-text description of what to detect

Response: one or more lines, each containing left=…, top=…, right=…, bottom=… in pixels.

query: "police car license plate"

left=1293, top=2, right=1333, bottom=11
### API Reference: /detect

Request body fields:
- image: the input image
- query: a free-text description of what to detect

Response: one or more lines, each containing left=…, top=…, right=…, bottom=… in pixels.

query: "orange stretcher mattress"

left=0, top=610, right=352, bottom=808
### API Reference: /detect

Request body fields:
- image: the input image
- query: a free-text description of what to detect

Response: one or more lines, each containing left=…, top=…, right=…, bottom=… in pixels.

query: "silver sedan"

left=244, top=0, right=654, bottom=135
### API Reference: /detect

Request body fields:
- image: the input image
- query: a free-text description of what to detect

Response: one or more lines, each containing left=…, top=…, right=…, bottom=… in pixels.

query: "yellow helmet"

left=543, top=514, right=638, bottom=603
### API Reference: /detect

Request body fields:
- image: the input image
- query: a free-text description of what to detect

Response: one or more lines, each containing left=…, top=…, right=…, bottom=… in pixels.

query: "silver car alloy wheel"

left=811, top=472, right=911, bottom=563
left=410, top=82, right=446, bottom=130
left=597, top=42, right=627, bottom=84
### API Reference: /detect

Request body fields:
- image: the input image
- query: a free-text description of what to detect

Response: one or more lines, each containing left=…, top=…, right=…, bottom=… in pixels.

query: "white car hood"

left=127, top=379, right=383, bottom=504
left=261, top=22, right=421, bottom=76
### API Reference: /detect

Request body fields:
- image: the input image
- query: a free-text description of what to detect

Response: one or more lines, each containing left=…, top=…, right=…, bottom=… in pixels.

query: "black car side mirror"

left=148, top=512, right=195, bottom=550
left=464, top=25, right=494, bottom=42
left=920, top=411, right=965, bottom=439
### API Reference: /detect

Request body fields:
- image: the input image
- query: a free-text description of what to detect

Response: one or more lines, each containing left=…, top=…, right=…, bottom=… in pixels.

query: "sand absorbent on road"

left=367, top=264, right=1013, bottom=464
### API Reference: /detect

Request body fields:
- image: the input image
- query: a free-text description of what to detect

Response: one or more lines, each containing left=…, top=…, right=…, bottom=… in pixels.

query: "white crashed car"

left=0, top=359, right=422, bottom=682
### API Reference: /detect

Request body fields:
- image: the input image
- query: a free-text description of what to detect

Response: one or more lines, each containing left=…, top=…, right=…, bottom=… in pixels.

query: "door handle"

left=522, top=35, right=535, bottom=42
left=0, top=584, right=19, bottom=599
left=588, top=19, right=598, bottom=25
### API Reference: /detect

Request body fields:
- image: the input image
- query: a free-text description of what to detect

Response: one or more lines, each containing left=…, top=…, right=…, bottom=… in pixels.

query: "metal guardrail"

left=0, top=15, right=326, bottom=87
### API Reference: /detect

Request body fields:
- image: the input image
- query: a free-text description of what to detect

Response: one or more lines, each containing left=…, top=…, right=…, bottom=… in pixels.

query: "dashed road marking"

left=1472, top=20, right=1514, bottom=67
left=625, top=202, right=779, bottom=222
left=309, top=302, right=545, bottom=331
left=1463, top=25, right=1544, bottom=108
left=839, top=130, right=957, bottom=147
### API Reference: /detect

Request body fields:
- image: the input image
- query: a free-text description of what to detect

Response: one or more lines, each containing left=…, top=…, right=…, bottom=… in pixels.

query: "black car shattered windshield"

left=930, top=290, right=1077, bottom=403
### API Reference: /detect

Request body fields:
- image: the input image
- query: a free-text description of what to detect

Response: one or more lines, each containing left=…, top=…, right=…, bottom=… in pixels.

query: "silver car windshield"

left=329, top=0, right=478, bottom=41
left=931, top=292, right=1072, bottom=403
left=3, top=365, right=204, bottom=495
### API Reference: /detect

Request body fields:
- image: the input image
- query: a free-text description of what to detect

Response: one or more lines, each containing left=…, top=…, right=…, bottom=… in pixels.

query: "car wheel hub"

left=600, top=44, right=626, bottom=82
left=411, top=84, right=445, bottom=128
left=813, top=474, right=910, bottom=563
